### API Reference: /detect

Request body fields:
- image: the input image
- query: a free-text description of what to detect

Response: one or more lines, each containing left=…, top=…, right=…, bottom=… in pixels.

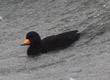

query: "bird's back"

left=40, top=30, right=80, bottom=52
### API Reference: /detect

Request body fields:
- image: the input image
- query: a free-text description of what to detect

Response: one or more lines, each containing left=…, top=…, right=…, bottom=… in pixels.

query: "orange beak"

left=24, top=39, right=31, bottom=45
left=21, top=39, right=31, bottom=46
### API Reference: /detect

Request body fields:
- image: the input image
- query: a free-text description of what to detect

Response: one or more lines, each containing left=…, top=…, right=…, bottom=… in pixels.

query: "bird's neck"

left=27, top=45, right=41, bottom=56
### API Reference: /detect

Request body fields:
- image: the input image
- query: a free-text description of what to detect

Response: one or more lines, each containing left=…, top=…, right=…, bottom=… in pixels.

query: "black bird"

left=21, top=30, right=80, bottom=57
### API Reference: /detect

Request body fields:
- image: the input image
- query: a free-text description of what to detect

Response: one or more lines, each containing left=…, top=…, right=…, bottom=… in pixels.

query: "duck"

left=21, top=30, right=80, bottom=57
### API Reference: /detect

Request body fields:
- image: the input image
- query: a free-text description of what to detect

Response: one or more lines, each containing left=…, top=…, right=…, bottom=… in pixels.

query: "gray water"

left=0, top=0, right=110, bottom=80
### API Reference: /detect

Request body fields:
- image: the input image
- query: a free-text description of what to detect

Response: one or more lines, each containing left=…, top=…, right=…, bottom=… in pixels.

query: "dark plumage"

left=22, top=30, right=80, bottom=57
